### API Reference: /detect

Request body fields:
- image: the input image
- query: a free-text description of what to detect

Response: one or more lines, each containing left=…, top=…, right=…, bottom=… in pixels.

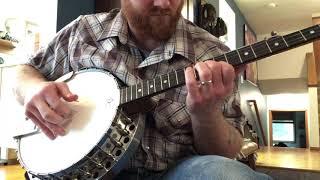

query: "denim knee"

left=163, top=155, right=272, bottom=180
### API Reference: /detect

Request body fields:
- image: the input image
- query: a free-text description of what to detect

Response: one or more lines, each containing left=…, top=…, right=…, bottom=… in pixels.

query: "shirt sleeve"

left=26, top=16, right=82, bottom=81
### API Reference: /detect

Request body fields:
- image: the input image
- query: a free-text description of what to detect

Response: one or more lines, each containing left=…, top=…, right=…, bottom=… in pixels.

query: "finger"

left=32, top=96, right=64, bottom=125
left=221, top=62, right=235, bottom=86
left=185, top=66, right=200, bottom=98
left=29, top=105, right=67, bottom=136
left=56, top=82, right=78, bottom=102
left=207, top=61, right=223, bottom=86
left=25, top=111, right=56, bottom=140
left=44, top=93, right=73, bottom=119
left=221, top=63, right=235, bottom=93
left=235, top=64, right=248, bottom=75
left=44, top=122, right=67, bottom=136
left=194, top=61, right=212, bottom=82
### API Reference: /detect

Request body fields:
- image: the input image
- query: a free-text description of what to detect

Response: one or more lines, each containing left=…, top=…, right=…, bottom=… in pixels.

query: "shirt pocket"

left=154, top=99, right=191, bottom=132
left=163, top=86, right=188, bottom=104
left=69, top=42, right=118, bottom=71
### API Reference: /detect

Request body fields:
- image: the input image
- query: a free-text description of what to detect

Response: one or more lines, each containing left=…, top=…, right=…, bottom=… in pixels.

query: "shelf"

left=0, top=39, right=16, bottom=49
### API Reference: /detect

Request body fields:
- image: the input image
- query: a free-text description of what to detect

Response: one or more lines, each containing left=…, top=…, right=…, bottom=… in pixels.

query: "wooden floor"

left=257, top=146, right=320, bottom=172
left=0, top=164, right=25, bottom=180
left=1, top=147, right=320, bottom=179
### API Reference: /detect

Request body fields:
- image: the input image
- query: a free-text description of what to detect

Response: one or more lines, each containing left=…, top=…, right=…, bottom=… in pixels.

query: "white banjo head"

left=18, top=70, right=120, bottom=174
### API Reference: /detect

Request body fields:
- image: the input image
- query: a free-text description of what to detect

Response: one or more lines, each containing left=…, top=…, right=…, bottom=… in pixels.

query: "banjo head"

left=18, top=69, right=122, bottom=175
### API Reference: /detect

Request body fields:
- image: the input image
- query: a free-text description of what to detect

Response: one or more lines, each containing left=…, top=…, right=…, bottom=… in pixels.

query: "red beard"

left=122, top=1, right=184, bottom=41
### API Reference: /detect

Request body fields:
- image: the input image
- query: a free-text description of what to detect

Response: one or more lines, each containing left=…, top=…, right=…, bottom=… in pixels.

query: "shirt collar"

left=97, top=11, right=196, bottom=65
left=138, top=17, right=196, bottom=68
left=171, top=16, right=195, bottom=63
left=97, top=10, right=129, bottom=45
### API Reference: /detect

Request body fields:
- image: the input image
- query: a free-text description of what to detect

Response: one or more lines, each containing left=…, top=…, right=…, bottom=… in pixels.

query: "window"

left=272, top=120, right=295, bottom=142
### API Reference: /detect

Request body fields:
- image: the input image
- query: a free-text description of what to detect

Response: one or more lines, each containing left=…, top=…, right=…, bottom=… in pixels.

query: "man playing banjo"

left=14, top=0, right=272, bottom=179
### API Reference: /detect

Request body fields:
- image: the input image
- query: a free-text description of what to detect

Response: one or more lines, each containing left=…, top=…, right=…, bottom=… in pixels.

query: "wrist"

left=190, top=107, right=224, bottom=126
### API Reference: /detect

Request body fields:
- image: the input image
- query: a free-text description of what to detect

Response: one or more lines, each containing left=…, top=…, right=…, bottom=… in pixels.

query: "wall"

left=257, top=32, right=312, bottom=81
left=56, top=0, right=95, bottom=31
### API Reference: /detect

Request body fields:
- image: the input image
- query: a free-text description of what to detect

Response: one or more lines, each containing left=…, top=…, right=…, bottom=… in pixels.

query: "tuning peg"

left=271, top=31, right=278, bottom=37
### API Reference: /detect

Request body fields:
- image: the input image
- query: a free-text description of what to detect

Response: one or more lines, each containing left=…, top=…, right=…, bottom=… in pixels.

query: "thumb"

left=56, top=82, right=78, bottom=102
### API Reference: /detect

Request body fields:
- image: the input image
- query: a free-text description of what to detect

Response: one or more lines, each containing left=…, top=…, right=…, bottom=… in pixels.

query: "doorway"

left=269, top=110, right=308, bottom=148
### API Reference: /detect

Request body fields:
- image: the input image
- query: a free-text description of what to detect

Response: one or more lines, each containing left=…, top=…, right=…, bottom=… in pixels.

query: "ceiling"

left=234, top=0, right=320, bottom=35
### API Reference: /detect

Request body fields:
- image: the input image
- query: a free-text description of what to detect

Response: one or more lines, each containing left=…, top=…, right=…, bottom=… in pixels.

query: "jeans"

left=114, top=155, right=273, bottom=180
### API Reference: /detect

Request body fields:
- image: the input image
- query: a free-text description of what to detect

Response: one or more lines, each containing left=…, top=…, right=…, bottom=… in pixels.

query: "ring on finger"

left=198, top=80, right=213, bottom=87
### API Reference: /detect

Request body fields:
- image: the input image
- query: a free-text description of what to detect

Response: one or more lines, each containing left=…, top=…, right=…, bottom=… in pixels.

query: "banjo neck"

left=120, top=24, right=320, bottom=105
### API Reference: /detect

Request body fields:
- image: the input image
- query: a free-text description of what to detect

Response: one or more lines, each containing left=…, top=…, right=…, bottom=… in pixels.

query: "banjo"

left=15, top=24, right=320, bottom=179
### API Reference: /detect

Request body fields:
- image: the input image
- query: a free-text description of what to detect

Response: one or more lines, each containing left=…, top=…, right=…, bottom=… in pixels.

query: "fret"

left=130, top=85, right=133, bottom=101
left=299, top=30, right=307, bottom=41
left=265, top=41, right=272, bottom=53
left=132, top=84, right=137, bottom=100
left=146, top=80, right=150, bottom=95
left=250, top=45, right=257, bottom=58
left=121, top=89, right=125, bottom=104
left=224, top=54, right=229, bottom=64
left=267, top=36, right=287, bottom=53
left=236, top=50, right=243, bottom=63
left=283, top=32, right=305, bottom=47
left=126, top=86, right=130, bottom=103
left=169, top=71, right=179, bottom=87
left=136, top=83, right=142, bottom=99
left=161, top=74, right=170, bottom=90
left=167, top=73, right=171, bottom=87
left=160, top=75, right=163, bottom=90
left=281, top=36, right=289, bottom=47
left=141, top=81, right=144, bottom=96
left=251, top=40, right=271, bottom=58
left=238, top=46, right=256, bottom=63
left=225, top=51, right=242, bottom=66
left=153, top=78, right=157, bottom=93
left=175, top=70, right=179, bottom=85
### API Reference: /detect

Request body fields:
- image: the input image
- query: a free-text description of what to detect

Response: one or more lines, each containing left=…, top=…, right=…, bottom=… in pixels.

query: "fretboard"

left=120, top=24, right=320, bottom=105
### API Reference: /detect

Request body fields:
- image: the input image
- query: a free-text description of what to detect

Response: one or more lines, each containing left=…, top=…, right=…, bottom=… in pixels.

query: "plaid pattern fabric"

left=27, top=9, right=245, bottom=171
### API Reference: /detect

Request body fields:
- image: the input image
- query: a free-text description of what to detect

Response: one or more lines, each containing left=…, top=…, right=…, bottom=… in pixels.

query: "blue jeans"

left=114, top=155, right=272, bottom=180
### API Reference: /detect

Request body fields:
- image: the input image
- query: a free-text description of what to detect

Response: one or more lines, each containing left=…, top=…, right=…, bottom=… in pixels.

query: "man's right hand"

left=24, top=81, right=78, bottom=140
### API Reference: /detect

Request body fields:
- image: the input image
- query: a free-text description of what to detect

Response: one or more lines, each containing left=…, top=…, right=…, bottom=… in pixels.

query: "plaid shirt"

left=28, top=9, right=245, bottom=171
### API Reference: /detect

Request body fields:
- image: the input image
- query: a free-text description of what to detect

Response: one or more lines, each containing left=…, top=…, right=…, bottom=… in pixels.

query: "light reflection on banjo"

left=14, top=24, right=320, bottom=179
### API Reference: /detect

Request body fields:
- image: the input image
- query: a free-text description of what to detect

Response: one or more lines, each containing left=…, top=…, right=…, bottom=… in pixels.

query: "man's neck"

left=128, top=25, right=162, bottom=52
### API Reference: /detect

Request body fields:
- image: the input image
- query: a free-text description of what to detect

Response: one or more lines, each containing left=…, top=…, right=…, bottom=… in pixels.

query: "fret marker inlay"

left=310, top=30, right=315, bottom=34
left=138, top=89, right=142, bottom=92
left=164, top=80, right=168, bottom=84
left=244, top=52, right=249, bottom=56
left=275, top=42, right=279, bottom=46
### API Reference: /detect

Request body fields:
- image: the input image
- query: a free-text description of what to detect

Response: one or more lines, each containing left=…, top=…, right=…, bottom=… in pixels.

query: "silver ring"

left=199, top=80, right=213, bottom=86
